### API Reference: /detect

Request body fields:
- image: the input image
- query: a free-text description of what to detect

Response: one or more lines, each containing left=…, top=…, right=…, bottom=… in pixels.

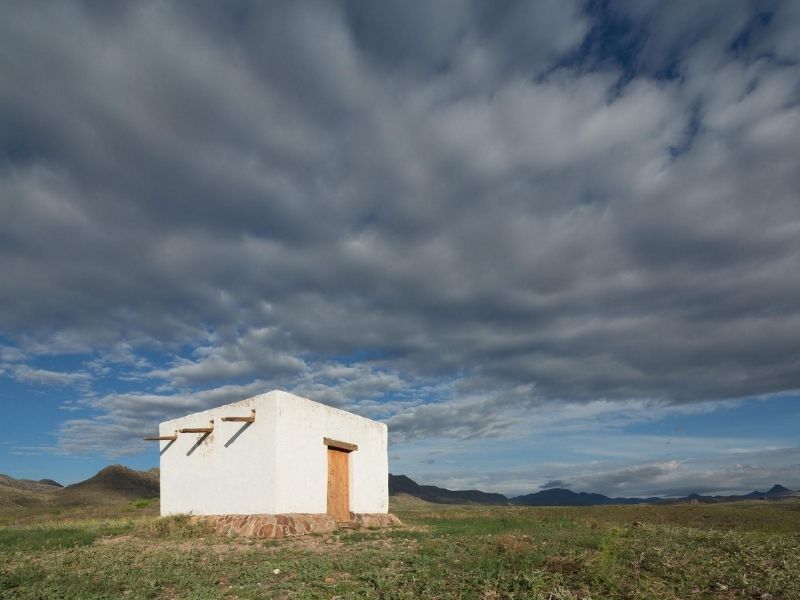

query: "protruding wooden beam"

left=179, top=420, right=214, bottom=434
left=221, top=409, right=256, bottom=423
left=144, top=432, right=177, bottom=441
left=324, top=437, right=358, bottom=452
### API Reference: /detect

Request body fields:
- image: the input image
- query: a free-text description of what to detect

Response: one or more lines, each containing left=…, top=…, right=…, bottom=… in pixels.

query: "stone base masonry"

left=191, top=513, right=402, bottom=538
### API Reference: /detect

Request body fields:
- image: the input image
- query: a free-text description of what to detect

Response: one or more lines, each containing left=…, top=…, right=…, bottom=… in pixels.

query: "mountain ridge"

left=511, top=487, right=661, bottom=506
left=0, top=466, right=159, bottom=510
left=664, top=484, right=796, bottom=504
left=389, top=474, right=797, bottom=506
left=389, top=473, right=509, bottom=505
left=57, top=464, right=159, bottom=506
left=1, top=469, right=796, bottom=509
left=0, top=474, right=63, bottom=494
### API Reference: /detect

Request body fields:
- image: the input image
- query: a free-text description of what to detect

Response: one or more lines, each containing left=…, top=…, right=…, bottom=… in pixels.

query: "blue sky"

left=1, top=0, right=799, bottom=496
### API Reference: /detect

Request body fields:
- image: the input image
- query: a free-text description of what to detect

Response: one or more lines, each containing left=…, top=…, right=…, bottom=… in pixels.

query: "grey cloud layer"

left=1, top=1, right=800, bottom=450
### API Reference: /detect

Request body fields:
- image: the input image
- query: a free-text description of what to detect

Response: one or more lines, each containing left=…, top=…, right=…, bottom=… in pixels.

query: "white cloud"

left=148, top=327, right=306, bottom=386
left=9, top=364, right=92, bottom=387
left=0, top=346, right=26, bottom=362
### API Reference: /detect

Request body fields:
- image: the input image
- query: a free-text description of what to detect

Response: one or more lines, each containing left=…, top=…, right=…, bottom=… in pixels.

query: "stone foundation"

left=192, top=513, right=402, bottom=538
left=351, top=513, right=403, bottom=529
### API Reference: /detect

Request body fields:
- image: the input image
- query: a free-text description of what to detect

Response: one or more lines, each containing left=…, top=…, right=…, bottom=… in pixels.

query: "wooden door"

left=327, top=447, right=350, bottom=522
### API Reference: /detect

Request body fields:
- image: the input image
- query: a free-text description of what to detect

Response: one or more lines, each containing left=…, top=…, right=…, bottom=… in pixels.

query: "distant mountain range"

left=389, top=474, right=509, bottom=505
left=0, top=465, right=159, bottom=510
left=0, top=473, right=64, bottom=509
left=674, top=484, right=798, bottom=504
left=389, top=474, right=798, bottom=506
left=512, top=487, right=661, bottom=506
left=56, top=465, right=159, bottom=506
left=1, top=468, right=796, bottom=510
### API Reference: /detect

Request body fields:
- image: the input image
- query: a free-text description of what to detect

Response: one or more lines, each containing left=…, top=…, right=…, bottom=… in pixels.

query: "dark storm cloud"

left=1, top=0, right=800, bottom=449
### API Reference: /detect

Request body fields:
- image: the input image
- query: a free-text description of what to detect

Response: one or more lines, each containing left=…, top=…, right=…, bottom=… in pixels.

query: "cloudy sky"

left=1, top=0, right=799, bottom=497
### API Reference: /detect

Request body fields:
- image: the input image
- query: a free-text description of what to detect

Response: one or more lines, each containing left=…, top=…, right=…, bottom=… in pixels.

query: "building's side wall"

left=159, top=393, right=279, bottom=516
left=272, top=391, right=389, bottom=514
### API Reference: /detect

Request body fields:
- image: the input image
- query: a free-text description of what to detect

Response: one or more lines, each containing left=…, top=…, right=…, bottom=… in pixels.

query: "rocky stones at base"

left=352, top=513, right=403, bottom=529
left=191, top=513, right=402, bottom=538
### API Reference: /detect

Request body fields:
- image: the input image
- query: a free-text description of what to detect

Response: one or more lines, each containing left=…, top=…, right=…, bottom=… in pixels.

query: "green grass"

left=129, top=498, right=158, bottom=510
left=1, top=499, right=799, bottom=599
left=0, top=520, right=134, bottom=553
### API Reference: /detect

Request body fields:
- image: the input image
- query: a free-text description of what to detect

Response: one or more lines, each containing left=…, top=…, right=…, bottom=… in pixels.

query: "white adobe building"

left=152, top=390, right=389, bottom=520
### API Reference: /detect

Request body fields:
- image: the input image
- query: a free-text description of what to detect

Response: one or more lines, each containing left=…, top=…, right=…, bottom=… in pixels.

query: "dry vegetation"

left=1, top=492, right=799, bottom=599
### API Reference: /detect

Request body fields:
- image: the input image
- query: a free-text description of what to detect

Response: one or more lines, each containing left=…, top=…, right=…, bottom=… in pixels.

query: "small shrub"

left=492, top=533, right=534, bottom=555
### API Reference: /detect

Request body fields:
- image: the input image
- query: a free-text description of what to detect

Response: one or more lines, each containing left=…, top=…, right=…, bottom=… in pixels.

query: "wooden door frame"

left=325, top=438, right=357, bottom=522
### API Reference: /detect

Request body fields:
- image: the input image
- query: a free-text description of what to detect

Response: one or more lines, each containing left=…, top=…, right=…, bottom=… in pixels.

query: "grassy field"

left=1, top=496, right=799, bottom=599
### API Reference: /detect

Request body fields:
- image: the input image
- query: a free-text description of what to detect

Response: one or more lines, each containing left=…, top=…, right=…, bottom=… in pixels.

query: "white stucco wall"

left=272, top=391, right=389, bottom=514
left=159, top=393, right=278, bottom=516
left=159, top=390, right=388, bottom=516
